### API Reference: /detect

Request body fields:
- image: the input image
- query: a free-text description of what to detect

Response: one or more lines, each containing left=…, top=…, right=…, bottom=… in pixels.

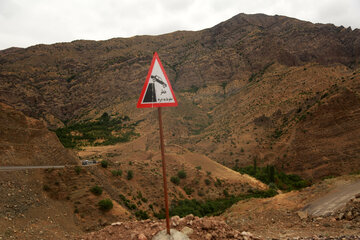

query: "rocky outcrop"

left=336, top=194, right=360, bottom=221
left=80, top=214, right=259, bottom=240
left=0, top=103, right=77, bottom=166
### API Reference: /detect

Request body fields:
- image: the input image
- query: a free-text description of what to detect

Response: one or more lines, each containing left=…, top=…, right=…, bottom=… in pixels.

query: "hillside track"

left=303, top=180, right=360, bottom=216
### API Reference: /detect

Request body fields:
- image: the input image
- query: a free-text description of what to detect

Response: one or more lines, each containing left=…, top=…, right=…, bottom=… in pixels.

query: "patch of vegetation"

left=204, top=179, right=211, bottom=186
left=177, top=170, right=187, bottom=179
left=90, top=185, right=103, bottom=196
left=272, top=129, right=283, bottom=139
left=248, top=62, right=274, bottom=82
left=135, top=210, right=149, bottom=220
left=321, top=92, right=329, bottom=99
left=74, top=166, right=81, bottom=175
left=170, top=176, right=180, bottom=185
left=66, top=74, right=76, bottom=83
left=55, top=113, right=139, bottom=148
left=119, top=194, right=137, bottom=210
left=101, top=160, right=108, bottom=168
left=127, top=170, right=134, bottom=180
left=43, top=185, right=50, bottom=191
left=234, top=165, right=309, bottom=191
left=98, top=199, right=113, bottom=211
left=214, top=178, right=222, bottom=187
left=111, top=169, right=122, bottom=176
left=155, top=189, right=277, bottom=219
left=74, top=207, right=79, bottom=214
left=183, top=186, right=194, bottom=195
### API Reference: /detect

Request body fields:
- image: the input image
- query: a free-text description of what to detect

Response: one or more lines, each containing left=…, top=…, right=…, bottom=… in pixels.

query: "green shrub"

left=127, top=170, right=134, bottom=180
left=204, top=179, right=211, bottom=186
left=214, top=178, right=222, bottom=187
left=90, top=185, right=103, bottom=196
left=98, top=199, right=113, bottom=211
left=111, top=170, right=122, bottom=176
left=74, top=166, right=81, bottom=175
left=177, top=170, right=186, bottom=179
left=101, top=160, right=108, bottom=168
left=119, top=194, right=137, bottom=210
left=74, top=207, right=79, bottom=213
left=171, top=176, right=180, bottom=185
left=183, top=186, right=194, bottom=195
left=43, top=185, right=50, bottom=191
left=135, top=210, right=149, bottom=220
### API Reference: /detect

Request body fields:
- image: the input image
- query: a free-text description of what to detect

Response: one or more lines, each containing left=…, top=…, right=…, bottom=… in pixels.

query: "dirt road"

left=303, top=180, right=360, bottom=216
left=0, top=165, right=65, bottom=171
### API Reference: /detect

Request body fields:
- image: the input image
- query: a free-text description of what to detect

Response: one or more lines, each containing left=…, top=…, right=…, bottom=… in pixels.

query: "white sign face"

left=137, top=52, right=177, bottom=108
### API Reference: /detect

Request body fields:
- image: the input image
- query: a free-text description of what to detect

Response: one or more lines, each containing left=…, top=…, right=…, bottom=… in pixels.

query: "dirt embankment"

left=0, top=103, right=78, bottom=166
left=224, top=175, right=360, bottom=239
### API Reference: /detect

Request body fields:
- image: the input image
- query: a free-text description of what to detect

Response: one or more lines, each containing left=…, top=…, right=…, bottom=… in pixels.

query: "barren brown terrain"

left=224, top=175, right=360, bottom=239
left=0, top=12, right=360, bottom=239
left=0, top=103, right=77, bottom=166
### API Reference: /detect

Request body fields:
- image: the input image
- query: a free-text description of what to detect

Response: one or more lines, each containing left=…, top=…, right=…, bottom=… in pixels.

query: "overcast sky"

left=0, top=0, right=359, bottom=50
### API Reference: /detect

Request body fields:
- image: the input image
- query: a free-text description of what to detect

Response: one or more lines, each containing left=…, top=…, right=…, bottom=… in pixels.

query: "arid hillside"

left=0, top=102, right=77, bottom=166
left=1, top=12, right=360, bottom=240
left=0, top=13, right=359, bottom=178
left=0, top=13, right=359, bottom=125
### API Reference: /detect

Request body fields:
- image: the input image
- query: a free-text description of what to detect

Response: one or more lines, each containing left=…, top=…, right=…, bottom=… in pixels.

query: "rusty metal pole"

left=157, top=107, right=170, bottom=235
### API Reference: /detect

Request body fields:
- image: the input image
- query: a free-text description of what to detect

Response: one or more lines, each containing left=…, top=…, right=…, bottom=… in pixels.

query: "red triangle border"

left=137, top=52, right=178, bottom=108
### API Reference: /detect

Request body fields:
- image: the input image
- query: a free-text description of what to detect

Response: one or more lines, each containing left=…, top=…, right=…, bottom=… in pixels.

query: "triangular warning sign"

left=137, top=52, right=178, bottom=108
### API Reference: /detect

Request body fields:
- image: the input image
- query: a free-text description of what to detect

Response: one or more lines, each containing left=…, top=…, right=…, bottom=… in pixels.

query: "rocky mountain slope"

left=0, top=102, right=77, bottom=166
left=1, top=12, right=360, bottom=240
left=0, top=13, right=359, bottom=124
left=0, top=13, right=359, bottom=179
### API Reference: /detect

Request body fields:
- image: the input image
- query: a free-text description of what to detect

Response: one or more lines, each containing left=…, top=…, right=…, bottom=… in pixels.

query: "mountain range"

left=0, top=13, right=360, bottom=180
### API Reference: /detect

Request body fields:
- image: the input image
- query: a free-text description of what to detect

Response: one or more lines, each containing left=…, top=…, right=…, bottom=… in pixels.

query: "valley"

left=0, top=12, right=360, bottom=239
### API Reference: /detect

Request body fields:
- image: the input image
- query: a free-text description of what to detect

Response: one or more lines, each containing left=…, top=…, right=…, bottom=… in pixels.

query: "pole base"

left=152, top=229, right=190, bottom=240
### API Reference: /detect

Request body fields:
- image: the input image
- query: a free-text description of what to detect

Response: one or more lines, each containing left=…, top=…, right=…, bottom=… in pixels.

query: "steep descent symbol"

left=143, top=75, right=167, bottom=103
left=137, top=52, right=177, bottom=108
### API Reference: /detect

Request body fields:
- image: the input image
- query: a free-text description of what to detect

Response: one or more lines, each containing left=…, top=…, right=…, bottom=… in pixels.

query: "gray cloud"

left=0, top=0, right=359, bottom=50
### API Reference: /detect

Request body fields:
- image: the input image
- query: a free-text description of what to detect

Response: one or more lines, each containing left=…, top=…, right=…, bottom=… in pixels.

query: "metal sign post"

left=158, top=107, right=170, bottom=234
left=137, top=52, right=178, bottom=235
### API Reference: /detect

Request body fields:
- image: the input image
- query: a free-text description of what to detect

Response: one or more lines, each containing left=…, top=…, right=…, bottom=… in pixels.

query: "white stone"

left=152, top=229, right=190, bottom=240
left=181, top=226, right=193, bottom=236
